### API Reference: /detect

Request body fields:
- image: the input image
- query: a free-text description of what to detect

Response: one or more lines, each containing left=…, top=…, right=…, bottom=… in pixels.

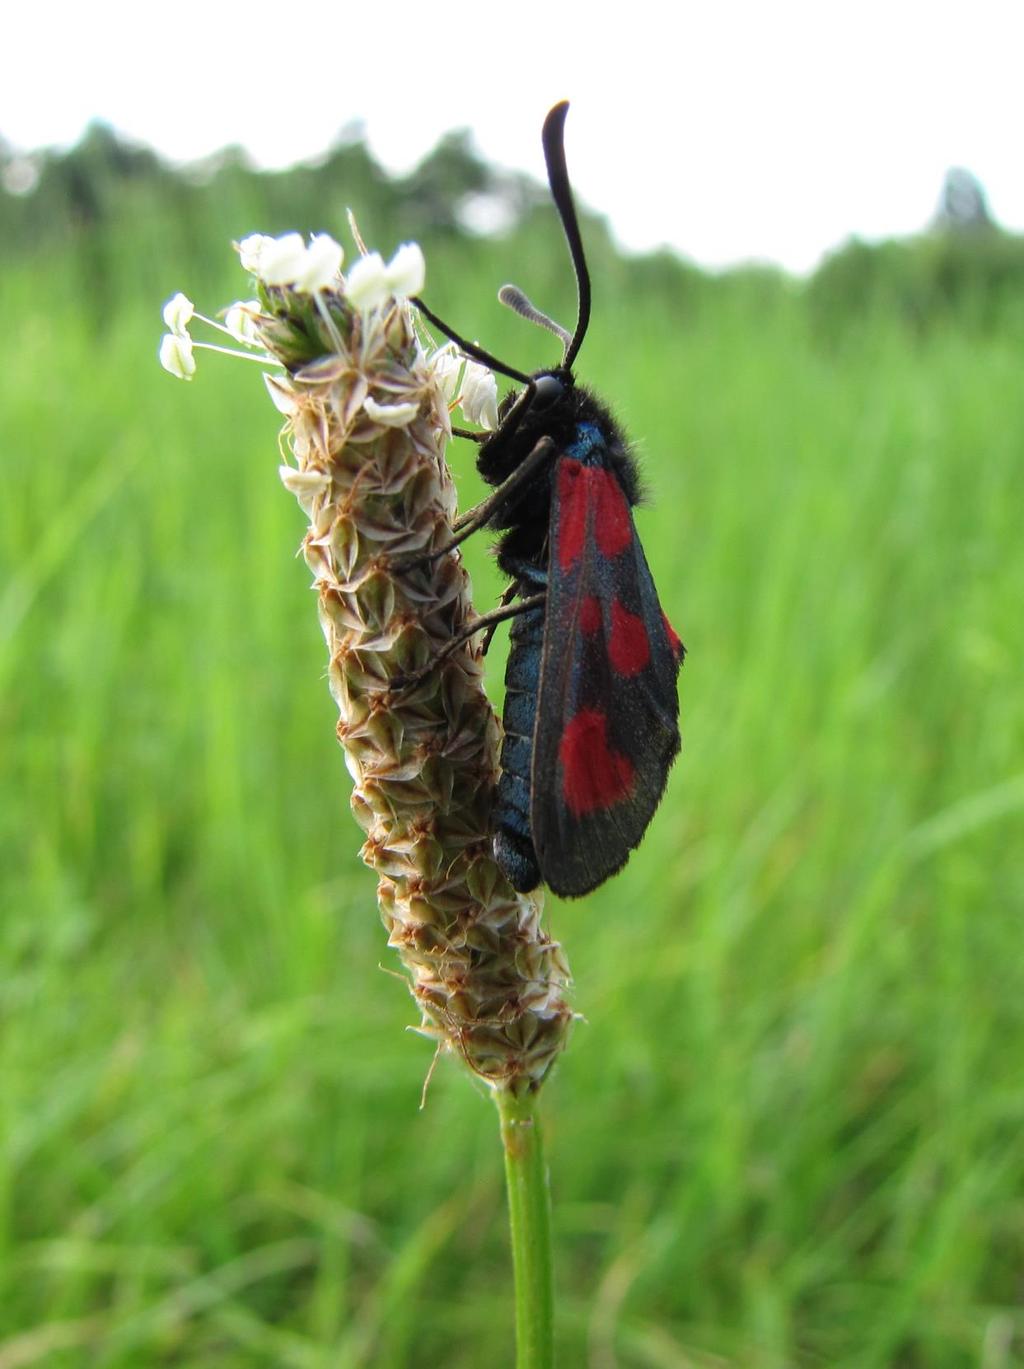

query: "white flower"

left=295, top=233, right=344, bottom=291
left=364, top=395, right=420, bottom=427
left=238, top=233, right=275, bottom=273
left=346, top=252, right=389, bottom=312
left=257, top=233, right=309, bottom=286
left=224, top=300, right=263, bottom=345
left=459, top=359, right=498, bottom=430
left=385, top=242, right=425, bottom=298
left=429, top=343, right=462, bottom=403
left=159, top=332, right=196, bottom=380
left=162, top=292, right=194, bottom=336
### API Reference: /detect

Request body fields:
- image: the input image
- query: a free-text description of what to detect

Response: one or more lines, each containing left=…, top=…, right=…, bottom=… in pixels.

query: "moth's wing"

left=531, top=455, right=683, bottom=897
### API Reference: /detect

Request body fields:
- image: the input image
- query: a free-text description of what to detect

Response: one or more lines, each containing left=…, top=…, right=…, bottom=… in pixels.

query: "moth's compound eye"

left=531, top=375, right=565, bottom=410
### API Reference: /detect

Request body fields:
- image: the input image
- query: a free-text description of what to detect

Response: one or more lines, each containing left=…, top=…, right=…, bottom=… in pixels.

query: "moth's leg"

left=451, top=425, right=487, bottom=444
left=479, top=582, right=519, bottom=655
left=390, top=436, right=556, bottom=571
left=479, top=559, right=549, bottom=657
left=451, top=435, right=555, bottom=532
left=390, top=592, right=546, bottom=692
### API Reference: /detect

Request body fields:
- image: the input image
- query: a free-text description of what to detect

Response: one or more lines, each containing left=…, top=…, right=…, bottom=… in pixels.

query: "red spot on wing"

left=559, top=708, right=635, bottom=816
left=663, top=613, right=685, bottom=662
left=557, top=461, right=633, bottom=571
left=592, top=470, right=633, bottom=558
left=557, top=459, right=587, bottom=570
left=609, top=598, right=650, bottom=676
left=580, top=596, right=602, bottom=634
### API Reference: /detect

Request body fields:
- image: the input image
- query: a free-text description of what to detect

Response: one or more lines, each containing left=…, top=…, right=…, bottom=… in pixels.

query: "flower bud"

left=159, top=332, right=196, bottom=380
left=162, top=292, right=194, bottom=336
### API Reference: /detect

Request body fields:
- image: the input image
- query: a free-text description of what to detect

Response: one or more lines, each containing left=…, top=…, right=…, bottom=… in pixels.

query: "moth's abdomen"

left=493, top=600, right=545, bottom=892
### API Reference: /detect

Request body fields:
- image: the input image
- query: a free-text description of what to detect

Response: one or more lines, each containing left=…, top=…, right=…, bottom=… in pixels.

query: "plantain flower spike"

left=164, top=234, right=574, bottom=1093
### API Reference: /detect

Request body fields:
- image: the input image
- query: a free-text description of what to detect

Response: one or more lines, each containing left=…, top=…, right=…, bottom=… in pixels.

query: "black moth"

left=409, top=100, right=684, bottom=898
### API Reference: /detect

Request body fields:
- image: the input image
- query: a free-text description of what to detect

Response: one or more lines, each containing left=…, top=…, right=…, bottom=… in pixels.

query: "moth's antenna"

left=498, top=283, right=573, bottom=349
left=411, top=295, right=533, bottom=385
left=541, top=100, right=591, bottom=371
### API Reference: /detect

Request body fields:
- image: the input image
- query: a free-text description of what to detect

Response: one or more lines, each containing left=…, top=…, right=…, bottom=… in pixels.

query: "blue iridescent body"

left=492, top=589, right=546, bottom=891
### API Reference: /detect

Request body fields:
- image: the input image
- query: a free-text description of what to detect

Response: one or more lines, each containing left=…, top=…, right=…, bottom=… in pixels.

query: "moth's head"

left=529, top=368, right=573, bottom=413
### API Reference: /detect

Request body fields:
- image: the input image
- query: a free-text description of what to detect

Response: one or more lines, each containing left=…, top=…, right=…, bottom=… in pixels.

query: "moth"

left=408, top=100, right=684, bottom=897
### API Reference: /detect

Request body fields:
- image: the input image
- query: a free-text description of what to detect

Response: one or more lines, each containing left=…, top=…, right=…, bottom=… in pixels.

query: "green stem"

left=497, top=1089, right=555, bottom=1368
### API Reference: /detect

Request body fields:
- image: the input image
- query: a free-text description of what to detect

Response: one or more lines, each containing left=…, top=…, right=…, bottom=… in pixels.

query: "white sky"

left=4, top=0, right=1023, bottom=274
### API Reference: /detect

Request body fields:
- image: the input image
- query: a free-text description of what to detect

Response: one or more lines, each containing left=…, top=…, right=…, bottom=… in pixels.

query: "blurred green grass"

left=1, top=225, right=1023, bottom=1369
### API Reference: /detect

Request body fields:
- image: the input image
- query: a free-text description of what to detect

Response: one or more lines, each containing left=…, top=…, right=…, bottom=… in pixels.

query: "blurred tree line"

left=0, top=120, right=718, bottom=336
left=2, top=121, right=1021, bottom=337
left=807, top=169, right=1024, bottom=334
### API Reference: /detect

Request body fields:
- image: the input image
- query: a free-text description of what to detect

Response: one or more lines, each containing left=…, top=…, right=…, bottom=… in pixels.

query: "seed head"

left=162, top=238, right=573, bottom=1094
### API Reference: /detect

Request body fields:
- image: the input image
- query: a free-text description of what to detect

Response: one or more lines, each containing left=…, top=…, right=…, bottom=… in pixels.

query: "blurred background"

left=3, top=3, right=1023, bottom=1366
